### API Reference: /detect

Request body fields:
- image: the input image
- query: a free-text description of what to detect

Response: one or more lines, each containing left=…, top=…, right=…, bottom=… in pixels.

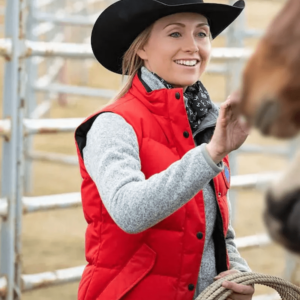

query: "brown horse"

left=239, top=0, right=300, bottom=253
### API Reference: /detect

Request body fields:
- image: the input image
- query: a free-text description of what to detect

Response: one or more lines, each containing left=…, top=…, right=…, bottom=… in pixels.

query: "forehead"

left=153, top=12, right=208, bottom=28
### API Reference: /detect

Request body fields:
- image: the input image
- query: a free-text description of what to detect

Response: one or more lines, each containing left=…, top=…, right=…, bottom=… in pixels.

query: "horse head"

left=240, top=0, right=300, bottom=139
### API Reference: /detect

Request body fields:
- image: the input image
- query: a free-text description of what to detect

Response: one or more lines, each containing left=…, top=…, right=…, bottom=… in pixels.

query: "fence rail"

left=0, top=172, right=279, bottom=218
left=0, top=38, right=254, bottom=61
left=0, top=232, right=273, bottom=297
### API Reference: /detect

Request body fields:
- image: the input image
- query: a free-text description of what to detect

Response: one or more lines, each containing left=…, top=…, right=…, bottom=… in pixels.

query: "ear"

left=137, top=48, right=148, bottom=60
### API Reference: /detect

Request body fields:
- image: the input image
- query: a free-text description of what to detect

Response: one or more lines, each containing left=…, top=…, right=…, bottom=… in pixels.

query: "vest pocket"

left=97, top=244, right=156, bottom=300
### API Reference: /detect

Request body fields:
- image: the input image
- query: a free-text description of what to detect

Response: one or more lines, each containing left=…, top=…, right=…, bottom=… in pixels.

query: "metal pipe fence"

left=0, top=0, right=291, bottom=299
left=0, top=232, right=274, bottom=297
left=0, top=172, right=281, bottom=218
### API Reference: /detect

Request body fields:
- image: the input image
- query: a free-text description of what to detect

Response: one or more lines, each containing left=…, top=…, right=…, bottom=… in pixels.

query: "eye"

left=198, top=32, right=207, bottom=38
left=170, top=32, right=181, bottom=38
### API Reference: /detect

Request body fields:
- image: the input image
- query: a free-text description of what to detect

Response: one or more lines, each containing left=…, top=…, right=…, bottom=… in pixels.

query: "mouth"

left=174, top=59, right=200, bottom=67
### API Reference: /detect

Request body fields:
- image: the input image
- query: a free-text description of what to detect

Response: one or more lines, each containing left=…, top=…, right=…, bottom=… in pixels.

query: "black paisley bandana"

left=152, top=73, right=213, bottom=133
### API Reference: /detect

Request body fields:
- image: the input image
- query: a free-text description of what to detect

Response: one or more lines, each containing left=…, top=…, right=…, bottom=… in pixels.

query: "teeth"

left=175, top=60, right=197, bottom=66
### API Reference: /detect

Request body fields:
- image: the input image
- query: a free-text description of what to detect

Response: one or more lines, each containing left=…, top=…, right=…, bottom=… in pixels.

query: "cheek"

left=148, top=43, right=174, bottom=67
left=199, top=42, right=211, bottom=62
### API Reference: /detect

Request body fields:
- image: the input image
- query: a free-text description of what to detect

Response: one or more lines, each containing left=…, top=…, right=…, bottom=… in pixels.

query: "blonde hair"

left=108, top=25, right=153, bottom=104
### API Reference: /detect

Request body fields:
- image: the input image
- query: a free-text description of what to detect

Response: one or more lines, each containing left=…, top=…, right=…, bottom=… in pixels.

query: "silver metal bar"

left=0, top=171, right=281, bottom=218
left=24, top=40, right=255, bottom=60
left=0, top=265, right=85, bottom=295
left=35, top=82, right=116, bottom=98
left=32, top=23, right=55, bottom=37
left=0, top=38, right=253, bottom=61
left=33, top=12, right=99, bottom=26
left=30, top=101, right=52, bottom=119
left=25, top=40, right=92, bottom=59
left=0, top=235, right=276, bottom=296
left=25, top=0, right=40, bottom=195
left=35, top=58, right=65, bottom=87
left=231, top=173, right=279, bottom=190
left=236, top=234, right=272, bottom=249
left=244, top=29, right=264, bottom=38
left=23, top=193, right=81, bottom=213
left=238, top=145, right=289, bottom=156
left=32, top=33, right=65, bottom=66
left=33, top=0, right=99, bottom=37
left=0, top=193, right=80, bottom=217
left=36, top=0, right=55, bottom=8
left=23, top=118, right=83, bottom=135
left=22, top=265, right=85, bottom=291
left=205, top=64, right=228, bottom=75
left=211, top=48, right=252, bottom=61
left=27, top=151, right=78, bottom=165
left=0, top=0, right=26, bottom=298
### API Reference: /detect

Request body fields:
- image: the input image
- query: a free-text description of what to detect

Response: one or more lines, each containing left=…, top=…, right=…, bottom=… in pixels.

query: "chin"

left=172, top=78, right=199, bottom=88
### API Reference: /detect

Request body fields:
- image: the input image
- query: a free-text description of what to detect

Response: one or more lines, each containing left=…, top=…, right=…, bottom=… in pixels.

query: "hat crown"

left=153, top=0, right=204, bottom=5
left=92, top=0, right=245, bottom=74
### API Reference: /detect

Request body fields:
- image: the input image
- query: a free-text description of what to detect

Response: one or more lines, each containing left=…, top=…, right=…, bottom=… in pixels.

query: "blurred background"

left=0, top=0, right=299, bottom=299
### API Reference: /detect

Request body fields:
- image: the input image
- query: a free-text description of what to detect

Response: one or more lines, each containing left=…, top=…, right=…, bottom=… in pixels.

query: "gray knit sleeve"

left=83, top=112, right=223, bottom=234
left=226, top=194, right=252, bottom=272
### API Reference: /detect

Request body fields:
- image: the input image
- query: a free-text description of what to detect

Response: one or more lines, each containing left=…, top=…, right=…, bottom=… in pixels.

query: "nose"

left=183, top=35, right=198, bottom=53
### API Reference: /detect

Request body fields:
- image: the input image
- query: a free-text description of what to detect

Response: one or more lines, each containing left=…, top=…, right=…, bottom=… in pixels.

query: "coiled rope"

left=196, top=272, right=300, bottom=300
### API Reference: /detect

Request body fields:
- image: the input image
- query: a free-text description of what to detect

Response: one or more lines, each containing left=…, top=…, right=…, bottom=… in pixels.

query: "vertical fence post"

left=226, top=0, right=246, bottom=224
left=24, top=0, right=38, bottom=194
left=0, top=0, right=26, bottom=299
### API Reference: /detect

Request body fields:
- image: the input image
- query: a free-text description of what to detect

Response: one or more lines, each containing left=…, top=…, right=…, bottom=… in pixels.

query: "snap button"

left=218, top=192, right=221, bottom=197
left=196, top=232, right=203, bottom=240
left=183, top=131, right=189, bottom=138
left=175, top=92, right=180, bottom=100
left=188, top=284, right=195, bottom=291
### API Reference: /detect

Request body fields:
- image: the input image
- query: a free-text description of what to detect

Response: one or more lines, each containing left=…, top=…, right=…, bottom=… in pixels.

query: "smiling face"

left=137, top=13, right=211, bottom=90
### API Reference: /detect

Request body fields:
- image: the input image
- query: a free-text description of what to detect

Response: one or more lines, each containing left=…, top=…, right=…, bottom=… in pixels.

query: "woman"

left=75, top=0, right=254, bottom=299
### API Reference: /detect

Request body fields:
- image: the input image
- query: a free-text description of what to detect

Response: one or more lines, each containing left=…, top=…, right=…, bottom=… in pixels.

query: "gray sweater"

left=82, top=68, right=250, bottom=298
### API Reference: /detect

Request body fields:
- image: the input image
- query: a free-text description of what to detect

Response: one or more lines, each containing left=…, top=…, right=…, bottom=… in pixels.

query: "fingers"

left=221, top=95, right=239, bottom=122
left=222, top=281, right=255, bottom=295
left=228, top=90, right=251, bottom=130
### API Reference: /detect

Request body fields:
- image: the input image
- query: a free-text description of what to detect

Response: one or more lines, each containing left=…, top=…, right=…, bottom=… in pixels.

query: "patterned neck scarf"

left=151, top=72, right=213, bottom=133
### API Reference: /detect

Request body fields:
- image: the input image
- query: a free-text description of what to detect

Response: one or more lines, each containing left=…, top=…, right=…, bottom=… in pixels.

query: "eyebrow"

left=164, top=22, right=209, bottom=29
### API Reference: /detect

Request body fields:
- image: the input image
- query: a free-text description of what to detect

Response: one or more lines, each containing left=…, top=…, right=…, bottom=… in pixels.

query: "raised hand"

left=206, top=91, right=249, bottom=164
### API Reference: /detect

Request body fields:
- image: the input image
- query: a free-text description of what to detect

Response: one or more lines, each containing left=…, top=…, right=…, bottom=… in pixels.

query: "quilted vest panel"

left=75, top=75, right=230, bottom=300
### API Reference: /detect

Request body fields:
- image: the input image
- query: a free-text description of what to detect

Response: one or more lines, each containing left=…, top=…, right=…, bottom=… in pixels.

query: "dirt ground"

left=1, top=0, right=299, bottom=299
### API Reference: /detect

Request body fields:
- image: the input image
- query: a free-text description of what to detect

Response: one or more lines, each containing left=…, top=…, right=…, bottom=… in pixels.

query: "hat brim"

left=91, top=0, right=245, bottom=74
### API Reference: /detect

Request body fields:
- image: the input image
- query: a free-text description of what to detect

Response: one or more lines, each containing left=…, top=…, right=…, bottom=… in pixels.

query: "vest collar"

left=129, top=73, right=186, bottom=118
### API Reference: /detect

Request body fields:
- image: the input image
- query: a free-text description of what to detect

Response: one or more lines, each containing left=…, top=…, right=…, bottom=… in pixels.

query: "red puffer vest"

left=75, top=74, right=231, bottom=300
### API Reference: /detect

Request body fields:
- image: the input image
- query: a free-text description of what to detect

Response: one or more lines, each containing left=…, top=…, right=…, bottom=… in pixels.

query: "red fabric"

left=75, top=74, right=230, bottom=300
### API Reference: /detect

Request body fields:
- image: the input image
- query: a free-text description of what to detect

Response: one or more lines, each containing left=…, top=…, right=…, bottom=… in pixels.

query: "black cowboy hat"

left=91, top=0, right=245, bottom=74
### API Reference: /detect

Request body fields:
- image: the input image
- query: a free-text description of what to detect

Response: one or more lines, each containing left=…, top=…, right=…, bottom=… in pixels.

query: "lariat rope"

left=196, top=272, right=300, bottom=300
